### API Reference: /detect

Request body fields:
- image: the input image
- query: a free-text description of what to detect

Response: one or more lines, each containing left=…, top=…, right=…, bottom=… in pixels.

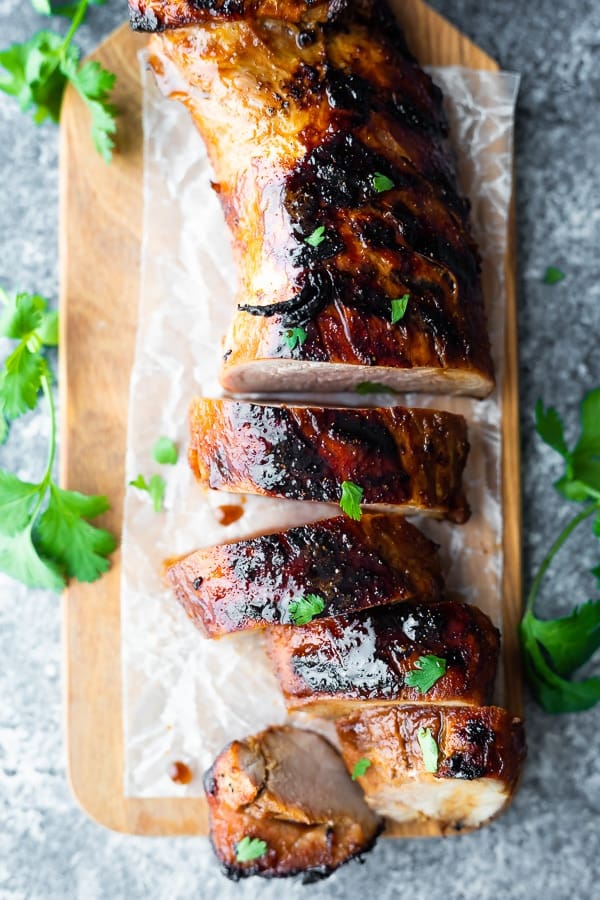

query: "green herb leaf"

left=520, top=612, right=600, bottom=713
left=0, top=342, right=45, bottom=419
left=543, top=266, right=565, bottom=285
left=129, top=473, right=166, bottom=512
left=235, top=836, right=268, bottom=863
left=37, top=310, right=59, bottom=346
left=30, top=0, right=52, bottom=14
left=35, top=484, right=116, bottom=582
left=535, top=399, right=569, bottom=459
left=391, top=294, right=409, bottom=324
left=0, top=291, right=46, bottom=339
left=0, top=471, right=42, bottom=536
left=152, top=437, right=178, bottom=466
left=355, top=382, right=397, bottom=396
left=0, top=528, right=65, bottom=592
left=372, top=172, right=394, bottom=193
left=351, top=757, right=372, bottom=781
left=288, top=593, right=325, bottom=626
left=61, top=57, right=117, bottom=162
left=524, top=602, right=600, bottom=680
left=340, top=480, right=363, bottom=521
left=305, top=225, right=326, bottom=248
left=417, top=727, right=439, bottom=773
left=283, top=327, right=307, bottom=350
left=404, top=655, right=447, bottom=694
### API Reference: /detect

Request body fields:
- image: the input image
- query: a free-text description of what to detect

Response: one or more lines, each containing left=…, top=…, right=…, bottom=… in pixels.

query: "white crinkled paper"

left=120, top=57, right=520, bottom=797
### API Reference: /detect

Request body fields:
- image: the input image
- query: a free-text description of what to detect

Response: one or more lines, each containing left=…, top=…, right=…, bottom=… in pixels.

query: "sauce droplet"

left=168, top=761, right=193, bottom=785
left=215, top=504, right=244, bottom=526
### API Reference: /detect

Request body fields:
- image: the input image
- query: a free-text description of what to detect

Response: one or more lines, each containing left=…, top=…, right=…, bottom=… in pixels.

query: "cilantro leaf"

left=62, top=57, right=117, bottom=162
left=340, top=480, right=363, bottom=521
left=37, top=310, right=59, bottom=346
left=288, top=593, right=325, bottom=626
left=543, top=266, right=565, bottom=285
left=35, top=484, right=116, bottom=582
left=417, top=727, right=439, bottom=773
left=0, top=342, right=45, bottom=419
left=0, top=471, right=42, bottom=535
left=130, top=473, right=166, bottom=512
left=404, top=655, right=447, bottom=693
left=351, top=757, right=372, bottom=781
left=0, top=291, right=46, bottom=339
left=355, top=382, right=397, bottom=396
left=284, top=327, right=307, bottom=350
left=305, top=225, right=326, bottom=248
left=235, top=837, right=268, bottom=863
left=0, top=528, right=65, bottom=592
left=372, top=172, right=394, bottom=193
left=520, top=612, right=600, bottom=713
left=391, top=294, right=409, bottom=324
left=535, top=399, right=569, bottom=459
left=524, top=603, right=600, bottom=680
left=152, top=437, right=178, bottom=466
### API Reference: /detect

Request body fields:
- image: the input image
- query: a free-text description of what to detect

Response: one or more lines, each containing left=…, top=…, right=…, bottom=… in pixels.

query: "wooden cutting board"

left=60, top=2, right=521, bottom=837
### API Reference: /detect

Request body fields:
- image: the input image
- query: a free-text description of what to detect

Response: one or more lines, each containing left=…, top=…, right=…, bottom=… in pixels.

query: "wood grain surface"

left=59, top=1, right=522, bottom=837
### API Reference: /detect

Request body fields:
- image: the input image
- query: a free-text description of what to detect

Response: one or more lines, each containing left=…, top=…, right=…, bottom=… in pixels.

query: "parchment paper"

left=120, top=58, right=520, bottom=797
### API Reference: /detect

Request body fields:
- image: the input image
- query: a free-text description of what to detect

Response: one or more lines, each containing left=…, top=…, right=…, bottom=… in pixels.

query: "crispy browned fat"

left=188, top=398, right=471, bottom=522
left=166, top=514, right=444, bottom=637
left=336, top=705, right=526, bottom=830
left=204, top=725, right=383, bottom=881
left=267, top=601, right=500, bottom=716
left=140, top=0, right=495, bottom=398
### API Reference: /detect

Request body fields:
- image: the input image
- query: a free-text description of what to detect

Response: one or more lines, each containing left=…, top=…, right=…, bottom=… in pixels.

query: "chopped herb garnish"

left=129, top=473, right=166, bottom=513
left=284, top=327, right=307, bottom=350
left=372, top=172, right=394, bottom=193
left=404, top=655, right=447, bottom=694
left=543, top=266, right=565, bottom=285
left=351, top=757, right=372, bottom=781
left=305, top=225, right=326, bottom=248
left=340, top=480, right=363, bottom=521
left=152, top=437, right=178, bottom=465
left=417, top=727, right=439, bottom=773
left=235, top=836, right=268, bottom=863
left=355, top=382, right=397, bottom=396
left=288, top=593, right=326, bottom=625
left=391, top=294, right=409, bottom=324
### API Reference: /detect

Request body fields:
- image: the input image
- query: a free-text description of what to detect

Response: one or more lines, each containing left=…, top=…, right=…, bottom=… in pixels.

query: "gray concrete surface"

left=1, top=1, right=599, bottom=898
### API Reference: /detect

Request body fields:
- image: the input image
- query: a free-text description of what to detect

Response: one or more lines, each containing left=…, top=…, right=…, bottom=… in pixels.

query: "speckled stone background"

left=1, top=2, right=599, bottom=898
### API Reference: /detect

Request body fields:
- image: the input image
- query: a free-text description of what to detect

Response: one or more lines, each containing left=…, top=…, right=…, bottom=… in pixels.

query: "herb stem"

left=525, top=503, right=599, bottom=614
left=61, top=0, right=89, bottom=54
left=25, top=372, right=56, bottom=531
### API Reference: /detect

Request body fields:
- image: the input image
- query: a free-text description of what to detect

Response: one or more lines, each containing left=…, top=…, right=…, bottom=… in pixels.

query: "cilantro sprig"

left=417, top=726, right=438, bottom=773
left=235, top=836, right=268, bottom=863
left=340, top=480, right=363, bottom=521
left=405, top=655, right=447, bottom=694
left=351, top=757, right=372, bottom=781
left=521, top=388, right=600, bottom=712
left=288, top=593, right=325, bottom=626
left=0, top=289, right=116, bottom=591
left=0, top=0, right=117, bottom=162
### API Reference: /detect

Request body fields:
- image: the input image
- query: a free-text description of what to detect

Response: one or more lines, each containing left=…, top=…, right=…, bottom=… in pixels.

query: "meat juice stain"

left=168, top=761, right=193, bottom=785
left=215, top=504, right=244, bottom=526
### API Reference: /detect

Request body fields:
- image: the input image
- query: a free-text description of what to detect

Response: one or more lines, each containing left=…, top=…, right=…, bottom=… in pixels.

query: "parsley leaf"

left=152, top=437, right=178, bottom=466
left=340, top=480, right=363, bottom=521
left=391, top=294, right=409, bottom=324
left=0, top=528, right=64, bottom=592
left=417, top=727, right=439, bottom=773
left=305, top=225, right=326, bottom=248
left=404, top=655, right=447, bottom=693
left=284, top=327, right=307, bottom=350
left=288, top=593, right=325, bottom=626
left=372, top=172, right=394, bottom=193
left=355, top=382, right=397, bottom=396
left=235, top=837, right=268, bottom=863
left=543, top=266, right=565, bottom=285
left=0, top=471, right=42, bottom=535
left=130, top=473, right=166, bottom=512
left=351, top=757, right=372, bottom=780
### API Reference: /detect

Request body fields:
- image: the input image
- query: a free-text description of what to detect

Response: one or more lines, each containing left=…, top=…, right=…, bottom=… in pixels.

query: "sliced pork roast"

left=166, top=514, right=444, bottom=637
left=204, top=725, right=382, bottom=881
left=267, top=601, right=499, bottom=716
left=336, top=705, right=525, bottom=831
left=189, top=399, right=471, bottom=522
left=138, top=0, right=495, bottom=398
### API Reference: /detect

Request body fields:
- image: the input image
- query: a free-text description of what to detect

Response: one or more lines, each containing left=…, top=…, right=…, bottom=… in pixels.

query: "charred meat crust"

left=147, top=2, right=494, bottom=397
left=165, top=513, right=444, bottom=637
left=267, top=601, right=500, bottom=714
left=204, top=726, right=383, bottom=880
left=129, top=1, right=353, bottom=32
left=188, top=398, right=471, bottom=522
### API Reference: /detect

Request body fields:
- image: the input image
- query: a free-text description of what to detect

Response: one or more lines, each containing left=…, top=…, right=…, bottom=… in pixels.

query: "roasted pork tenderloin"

left=267, top=600, right=499, bottom=716
left=204, top=725, right=383, bottom=881
left=189, top=399, right=471, bottom=522
left=166, top=514, right=444, bottom=637
left=137, top=0, right=495, bottom=398
left=336, top=705, right=525, bottom=831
